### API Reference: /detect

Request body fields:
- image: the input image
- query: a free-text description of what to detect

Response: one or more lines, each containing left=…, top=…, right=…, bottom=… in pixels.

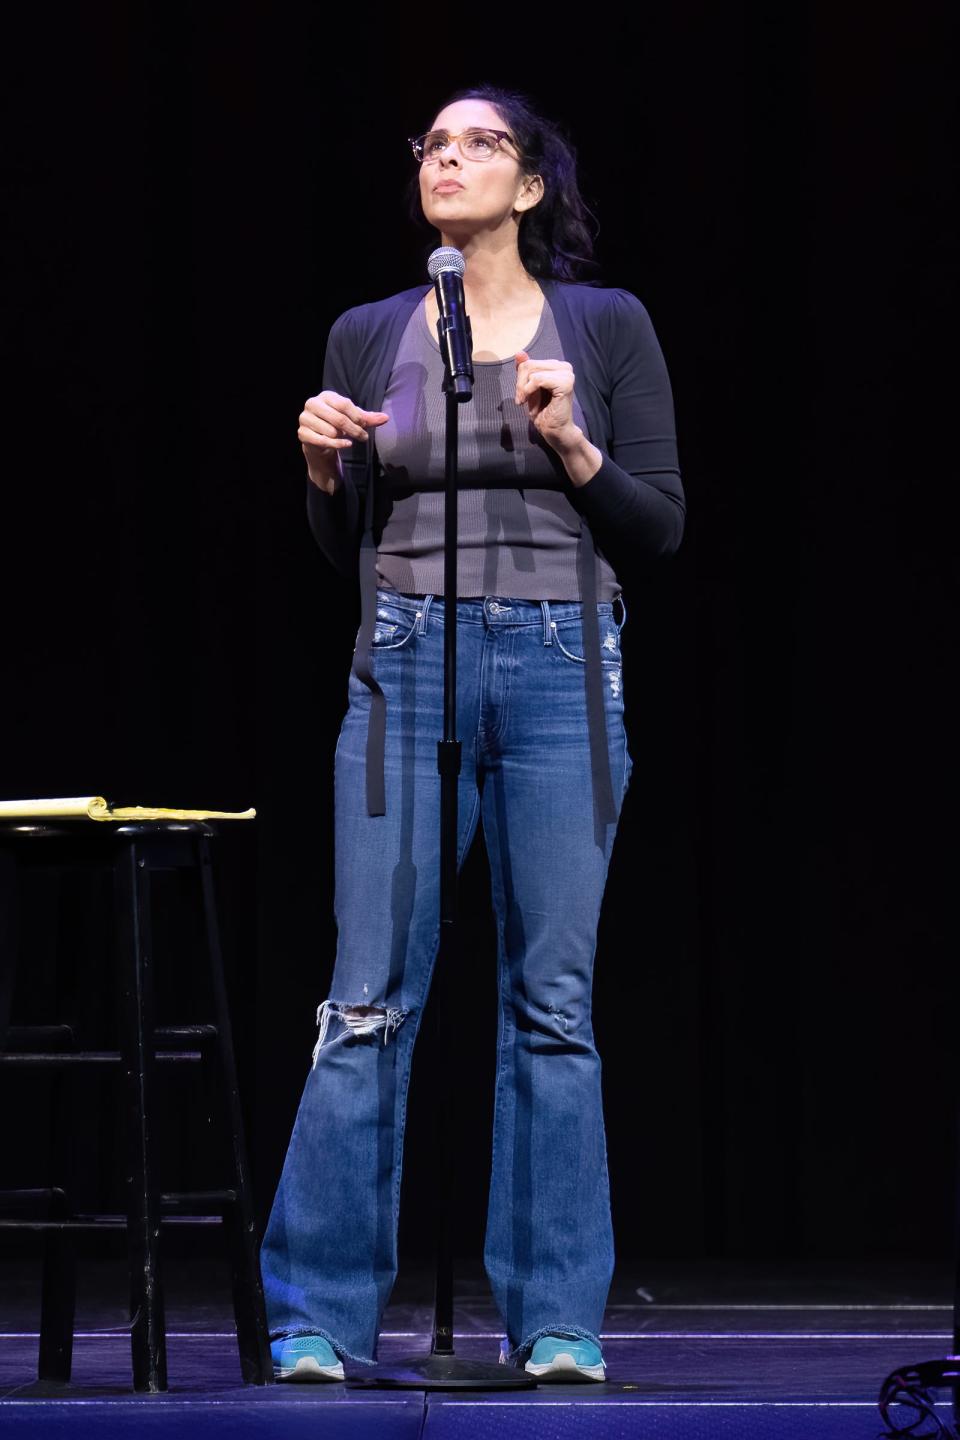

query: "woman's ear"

left=515, top=173, right=544, bottom=214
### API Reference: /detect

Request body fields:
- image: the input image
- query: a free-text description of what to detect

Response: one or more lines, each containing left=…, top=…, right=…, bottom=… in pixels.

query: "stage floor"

left=0, top=1258, right=954, bottom=1436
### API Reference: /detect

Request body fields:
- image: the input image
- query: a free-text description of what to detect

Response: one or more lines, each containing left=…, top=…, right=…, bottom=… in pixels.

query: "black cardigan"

left=306, top=278, right=685, bottom=823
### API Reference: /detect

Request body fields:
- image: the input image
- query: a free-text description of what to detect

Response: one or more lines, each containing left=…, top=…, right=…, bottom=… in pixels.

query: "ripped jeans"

left=259, top=591, right=632, bottom=1364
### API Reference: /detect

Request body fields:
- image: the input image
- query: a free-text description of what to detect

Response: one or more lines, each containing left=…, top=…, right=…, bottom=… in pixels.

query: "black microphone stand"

left=359, top=278, right=535, bottom=1391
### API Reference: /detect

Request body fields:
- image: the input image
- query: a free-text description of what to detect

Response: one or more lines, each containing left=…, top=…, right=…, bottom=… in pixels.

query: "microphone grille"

left=427, top=246, right=466, bottom=281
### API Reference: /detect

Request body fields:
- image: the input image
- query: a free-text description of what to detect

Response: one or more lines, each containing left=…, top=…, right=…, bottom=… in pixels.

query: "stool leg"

left=0, top=849, right=18, bottom=1043
left=115, top=840, right=168, bottom=1393
left=2, top=851, right=78, bottom=1383
left=197, top=835, right=272, bottom=1385
left=38, top=1187, right=76, bottom=1383
left=39, top=870, right=78, bottom=1384
left=62, top=873, right=103, bottom=1215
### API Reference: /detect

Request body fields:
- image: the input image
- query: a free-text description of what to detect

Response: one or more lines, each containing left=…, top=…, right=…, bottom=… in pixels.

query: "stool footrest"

left=1, top=1024, right=218, bottom=1061
left=4, top=1025, right=76, bottom=1049
left=160, top=1189, right=238, bottom=1213
left=155, top=1025, right=218, bottom=1040
left=0, top=1215, right=226, bottom=1230
left=0, top=1188, right=238, bottom=1228
left=0, top=1050, right=204, bottom=1065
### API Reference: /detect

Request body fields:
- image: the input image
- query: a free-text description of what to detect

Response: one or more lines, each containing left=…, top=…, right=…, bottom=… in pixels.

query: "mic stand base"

left=350, top=1354, right=536, bottom=1390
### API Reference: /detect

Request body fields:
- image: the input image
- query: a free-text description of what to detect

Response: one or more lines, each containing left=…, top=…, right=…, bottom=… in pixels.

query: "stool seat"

left=0, top=820, right=272, bottom=1391
left=0, top=820, right=215, bottom=838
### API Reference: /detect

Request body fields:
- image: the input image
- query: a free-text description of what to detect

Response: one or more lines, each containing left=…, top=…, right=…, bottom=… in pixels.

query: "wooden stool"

left=0, top=820, right=272, bottom=1391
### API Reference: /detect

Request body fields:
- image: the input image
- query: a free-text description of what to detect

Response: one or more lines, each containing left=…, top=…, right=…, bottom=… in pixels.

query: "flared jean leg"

left=479, top=607, right=632, bottom=1361
left=260, top=597, right=482, bottom=1362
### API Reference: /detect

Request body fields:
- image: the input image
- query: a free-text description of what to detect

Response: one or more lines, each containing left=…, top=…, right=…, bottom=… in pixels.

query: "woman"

left=260, top=84, right=684, bottom=1384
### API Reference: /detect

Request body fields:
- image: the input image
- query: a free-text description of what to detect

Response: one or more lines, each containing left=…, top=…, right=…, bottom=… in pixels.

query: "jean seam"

left=488, top=915, right=510, bottom=1188
left=392, top=1007, right=425, bottom=1222
left=498, top=629, right=517, bottom=753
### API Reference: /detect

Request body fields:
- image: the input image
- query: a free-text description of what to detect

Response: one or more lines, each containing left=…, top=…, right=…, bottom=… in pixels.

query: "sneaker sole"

left=274, top=1356, right=345, bottom=1382
left=525, top=1353, right=606, bottom=1383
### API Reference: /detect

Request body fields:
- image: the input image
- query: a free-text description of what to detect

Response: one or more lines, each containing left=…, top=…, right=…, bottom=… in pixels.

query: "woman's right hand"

left=298, top=391, right=389, bottom=493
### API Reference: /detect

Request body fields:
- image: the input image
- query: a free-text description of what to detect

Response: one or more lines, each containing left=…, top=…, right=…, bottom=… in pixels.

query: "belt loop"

left=418, top=595, right=434, bottom=635
left=541, top=600, right=553, bottom=645
left=615, top=593, right=627, bottom=634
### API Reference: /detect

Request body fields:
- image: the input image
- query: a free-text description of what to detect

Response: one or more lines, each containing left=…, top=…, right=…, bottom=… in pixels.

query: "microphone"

left=427, top=247, right=474, bottom=401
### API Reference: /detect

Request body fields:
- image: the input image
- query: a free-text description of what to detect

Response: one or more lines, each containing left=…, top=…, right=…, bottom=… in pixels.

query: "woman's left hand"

left=514, top=351, right=579, bottom=451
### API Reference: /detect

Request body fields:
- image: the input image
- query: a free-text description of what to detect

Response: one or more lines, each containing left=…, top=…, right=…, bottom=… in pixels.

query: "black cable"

left=878, top=1362, right=960, bottom=1439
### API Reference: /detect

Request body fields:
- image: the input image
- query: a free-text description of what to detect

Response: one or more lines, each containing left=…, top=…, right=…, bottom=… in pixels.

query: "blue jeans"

left=260, top=591, right=633, bottom=1364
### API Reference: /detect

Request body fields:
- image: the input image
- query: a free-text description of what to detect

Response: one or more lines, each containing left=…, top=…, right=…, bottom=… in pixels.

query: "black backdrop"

left=4, top=4, right=954, bottom=1265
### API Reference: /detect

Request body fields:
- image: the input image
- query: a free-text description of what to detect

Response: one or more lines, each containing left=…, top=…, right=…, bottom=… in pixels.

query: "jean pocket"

left=551, top=617, right=622, bottom=666
left=371, top=602, right=419, bottom=651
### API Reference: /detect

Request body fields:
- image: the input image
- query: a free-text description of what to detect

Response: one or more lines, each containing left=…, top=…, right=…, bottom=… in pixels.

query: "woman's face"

left=418, top=98, right=542, bottom=241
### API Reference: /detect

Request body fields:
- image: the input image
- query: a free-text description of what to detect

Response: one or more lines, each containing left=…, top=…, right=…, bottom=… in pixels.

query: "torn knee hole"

left=311, top=999, right=408, bottom=1067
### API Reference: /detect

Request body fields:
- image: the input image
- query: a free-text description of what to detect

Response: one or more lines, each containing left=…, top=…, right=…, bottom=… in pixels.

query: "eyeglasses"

left=408, top=128, right=518, bottom=164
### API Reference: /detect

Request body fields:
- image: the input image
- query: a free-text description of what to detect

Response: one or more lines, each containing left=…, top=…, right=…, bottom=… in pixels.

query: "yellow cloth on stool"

left=0, top=797, right=255, bottom=822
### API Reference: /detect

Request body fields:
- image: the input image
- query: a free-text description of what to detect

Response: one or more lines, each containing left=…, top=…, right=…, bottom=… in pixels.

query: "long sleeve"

left=569, top=289, right=685, bottom=559
left=305, top=309, right=364, bottom=577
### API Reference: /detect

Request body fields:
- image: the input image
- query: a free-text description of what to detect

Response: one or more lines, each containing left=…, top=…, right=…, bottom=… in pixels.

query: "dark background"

left=3, top=4, right=954, bottom=1267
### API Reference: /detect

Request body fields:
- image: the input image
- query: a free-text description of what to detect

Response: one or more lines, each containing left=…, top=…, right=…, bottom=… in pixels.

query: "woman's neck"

left=438, top=230, right=541, bottom=317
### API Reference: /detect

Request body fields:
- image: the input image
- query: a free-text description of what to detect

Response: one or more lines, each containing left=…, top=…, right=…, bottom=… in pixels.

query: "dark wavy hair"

left=406, top=85, right=600, bottom=283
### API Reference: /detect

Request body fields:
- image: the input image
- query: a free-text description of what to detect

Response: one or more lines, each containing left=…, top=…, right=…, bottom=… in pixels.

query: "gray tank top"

left=373, top=293, right=619, bottom=600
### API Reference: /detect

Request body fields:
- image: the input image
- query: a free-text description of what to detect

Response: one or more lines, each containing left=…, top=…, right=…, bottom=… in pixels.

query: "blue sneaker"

left=525, top=1334, right=606, bottom=1382
left=271, top=1334, right=345, bottom=1381
left=499, top=1333, right=606, bottom=1382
